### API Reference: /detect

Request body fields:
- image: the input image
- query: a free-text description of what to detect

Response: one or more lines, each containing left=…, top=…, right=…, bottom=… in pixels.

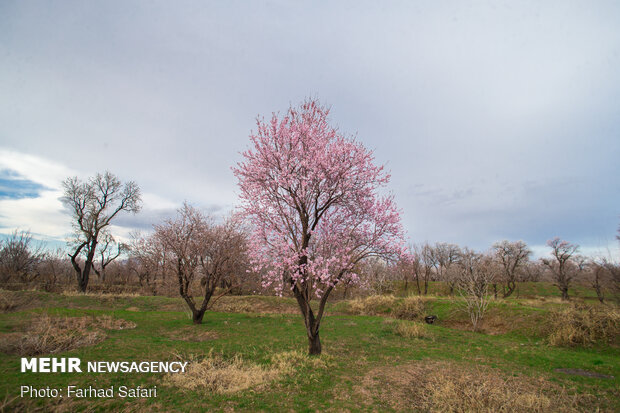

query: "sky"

left=0, top=1, right=619, bottom=258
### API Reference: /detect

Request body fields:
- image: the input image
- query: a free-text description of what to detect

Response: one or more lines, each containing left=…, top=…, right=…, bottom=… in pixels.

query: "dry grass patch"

left=210, top=296, right=298, bottom=314
left=347, top=295, right=399, bottom=315
left=60, top=291, right=140, bottom=298
left=160, top=326, right=219, bottom=342
left=0, top=314, right=136, bottom=356
left=393, top=321, right=430, bottom=339
left=357, top=360, right=592, bottom=412
left=164, top=350, right=331, bottom=394
left=0, top=289, right=43, bottom=313
left=546, top=304, right=620, bottom=347
left=95, top=315, right=137, bottom=330
left=393, top=296, right=429, bottom=320
left=346, top=295, right=432, bottom=320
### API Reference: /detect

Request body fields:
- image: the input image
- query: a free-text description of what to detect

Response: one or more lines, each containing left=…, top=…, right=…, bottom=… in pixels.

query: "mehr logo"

left=21, top=358, right=82, bottom=373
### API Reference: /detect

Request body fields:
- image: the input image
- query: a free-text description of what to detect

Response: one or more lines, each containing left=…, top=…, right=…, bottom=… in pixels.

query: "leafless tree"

left=492, top=240, right=531, bottom=298
left=456, top=249, right=494, bottom=332
left=0, top=230, right=45, bottom=283
left=92, top=232, right=126, bottom=282
left=0, top=230, right=46, bottom=284
left=433, top=243, right=461, bottom=294
left=587, top=259, right=609, bottom=303
left=542, top=238, right=579, bottom=300
left=154, top=204, right=246, bottom=324
left=359, top=258, right=394, bottom=295
left=598, top=255, right=620, bottom=304
left=38, top=248, right=73, bottom=291
left=129, top=232, right=170, bottom=294
left=521, top=260, right=544, bottom=283
left=417, top=243, right=436, bottom=295
left=395, top=251, right=420, bottom=295
left=61, top=171, right=141, bottom=292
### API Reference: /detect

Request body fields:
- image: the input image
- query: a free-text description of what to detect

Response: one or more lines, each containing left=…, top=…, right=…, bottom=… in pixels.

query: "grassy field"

left=0, top=288, right=618, bottom=412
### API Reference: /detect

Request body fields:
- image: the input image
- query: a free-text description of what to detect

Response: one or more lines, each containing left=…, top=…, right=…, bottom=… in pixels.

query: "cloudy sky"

left=1, top=1, right=619, bottom=258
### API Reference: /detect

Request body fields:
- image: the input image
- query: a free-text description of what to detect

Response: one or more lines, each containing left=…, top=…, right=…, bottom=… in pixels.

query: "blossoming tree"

left=234, top=100, right=405, bottom=354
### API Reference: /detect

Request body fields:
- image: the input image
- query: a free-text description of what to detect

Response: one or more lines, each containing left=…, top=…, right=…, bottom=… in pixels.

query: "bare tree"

left=588, top=259, right=608, bottom=303
left=129, top=232, right=170, bottom=294
left=521, top=260, right=544, bottom=283
left=417, top=243, right=437, bottom=295
left=154, top=204, right=246, bottom=324
left=0, top=230, right=46, bottom=284
left=395, top=250, right=420, bottom=295
left=492, top=240, right=531, bottom=298
left=359, top=258, right=394, bottom=295
left=433, top=243, right=461, bottom=294
left=61, top=171, right=141, bottom=292
left=38, top=247, right=72, bottom=292
left=542, top=238, right=579, bottom=300
left=92, top=232, right=126, bottom=282
left=605, top=261, right=620, bottom=303
left=456, top=249, right=494, bottom=332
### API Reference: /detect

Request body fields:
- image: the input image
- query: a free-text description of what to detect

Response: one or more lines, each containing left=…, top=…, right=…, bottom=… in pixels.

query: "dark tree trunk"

left=492, top=283, right=497, bottom=299
left=594, top=285, right=604, bottom=303
left=291, top=267, right=332, bottom=356
left=192, top=310, right=205, bottom=324
left=414, top=273, right=421, bottom=296
left=71, top=239, right=97, bottom=293
left=503, top=281, right=516, bottom=298
left=561, top=287, right=569, bottom=300
left=308, top=331, right=321, bottom=355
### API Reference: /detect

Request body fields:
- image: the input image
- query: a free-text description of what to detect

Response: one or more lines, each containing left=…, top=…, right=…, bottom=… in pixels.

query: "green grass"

left=0, top=290, right=618, bottom=412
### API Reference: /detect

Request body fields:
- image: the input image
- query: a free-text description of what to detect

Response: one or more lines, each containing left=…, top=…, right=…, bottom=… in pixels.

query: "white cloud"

left=0, top=149, right=74, bottom=239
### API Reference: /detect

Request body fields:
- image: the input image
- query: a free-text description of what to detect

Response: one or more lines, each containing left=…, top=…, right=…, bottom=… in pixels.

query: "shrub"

left=164, top=352, right=279, bottom=394
left=359, top=360, right=591, bottom=412
left=347, top=295, right=398, bottom=315
left=393, top=321, right=429, bottom=339
left=165, top=350, right=330, bottom=394
left=0, top=315, right=136, bottom=355
left=393, top=296, right=428, bottom=320
left=546, top=304, right=620, bottom=347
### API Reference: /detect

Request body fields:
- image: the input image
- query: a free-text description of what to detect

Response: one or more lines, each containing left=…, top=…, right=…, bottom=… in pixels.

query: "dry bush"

left=393, top=296, right=428, bottom=320
left=0, top=315, right=136, bottom=356
left=165, top=352, right=278, bottom=394
left=393, top=321, right=429, bottom=339
left=94, top=315, right=136, bottom=330
left=357, top=360, right=592, bottom=412
left=546, top=304, right=620, bottom=347
left=0, top=289, right=18, bottom=312
left=0, top=289, right=42, bottom=313
left=270, top=350, right=331, bottom=371
left=165, top=350, right=330, bottom=394
left=347, top=295, right=399, bottom=315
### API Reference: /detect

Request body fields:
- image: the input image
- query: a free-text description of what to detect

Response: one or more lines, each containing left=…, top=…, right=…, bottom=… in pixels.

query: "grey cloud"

left=0, top=0, right=619, bottom=254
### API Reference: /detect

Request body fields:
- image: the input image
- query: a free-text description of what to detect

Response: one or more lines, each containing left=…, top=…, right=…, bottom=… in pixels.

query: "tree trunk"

left=502, top=281, right=516, bottom=298
left=308, top=331, right=321, bottom=355
left=594, top=285, right=604, bottom=303
left=79, top=259, right=93, bottom=293
left=192, top=310, right=205, bottom=324
left=414, top=273, right=421, bottom=295
left=78, top=240, right=97, bottom=293
left=561, top=287, right=569, bottom=300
